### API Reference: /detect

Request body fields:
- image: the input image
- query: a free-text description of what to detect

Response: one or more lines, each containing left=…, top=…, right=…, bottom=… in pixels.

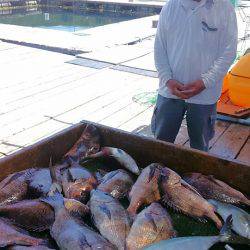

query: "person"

left=151, top=0, right=238, bottom=151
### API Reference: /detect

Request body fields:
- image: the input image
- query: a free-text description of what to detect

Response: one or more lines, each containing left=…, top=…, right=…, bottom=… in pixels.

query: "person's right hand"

left=166, top=79, right=188, bottom=99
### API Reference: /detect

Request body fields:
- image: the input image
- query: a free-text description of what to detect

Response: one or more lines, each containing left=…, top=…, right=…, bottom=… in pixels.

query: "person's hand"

left=166, top=79, right=189, bottom=99
left=180, top=79, right=206, bottom=99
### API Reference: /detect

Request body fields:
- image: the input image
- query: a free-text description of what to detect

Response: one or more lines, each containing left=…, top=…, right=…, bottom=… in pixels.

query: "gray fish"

left=27, top=164, right=64, bottom=198
left=61, top=165, right=98, bottom=203
left=183, top=173, right=250, bottom=206
left=0, top=169, right=35, bottom=206
left=126, top=202, right=176, bottom=250
left=89, top=190, right=131, bottom=250
left=97, top=169, right=134, bottom=199
left=0, top=198, right=89, bottom=232
left=41, top=192, right=115, bottom=250
left=127, top=163, right=162, bottom=216
left=0, top=218, right=46, bottom=248
left=160, top=167, right=222, bottom=229
left=8, top=246, right=55, bottom=250
left=82, top=147, right=140, bottom=175
left=144, top=215, right=247, bottom=250
left=209, top=199, right=250, bottom=239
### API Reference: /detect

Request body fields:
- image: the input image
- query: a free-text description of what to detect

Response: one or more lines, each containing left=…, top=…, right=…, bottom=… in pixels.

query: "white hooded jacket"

left=155, top=0, right=238, bottom=104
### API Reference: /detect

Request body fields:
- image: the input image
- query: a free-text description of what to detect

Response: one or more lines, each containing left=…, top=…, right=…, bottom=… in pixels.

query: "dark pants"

left=151, top=95, right=217, bottom=151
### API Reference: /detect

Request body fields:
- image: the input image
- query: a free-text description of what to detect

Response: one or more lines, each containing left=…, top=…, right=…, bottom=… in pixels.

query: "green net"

left=230, top=0, right=238, bottom=7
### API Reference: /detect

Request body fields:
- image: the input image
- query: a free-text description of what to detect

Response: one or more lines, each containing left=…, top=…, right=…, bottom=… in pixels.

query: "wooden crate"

left=0, top=120, right=249, bottom=194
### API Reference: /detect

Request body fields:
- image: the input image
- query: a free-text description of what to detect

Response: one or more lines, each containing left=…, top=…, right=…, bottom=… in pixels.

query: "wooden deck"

left=0, top=40, right=249, bottom=166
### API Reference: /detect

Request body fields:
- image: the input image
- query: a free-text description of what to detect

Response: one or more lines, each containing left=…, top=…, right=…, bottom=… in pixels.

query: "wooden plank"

left=236, top=138, right=250, bottom=165
left=122, top=52, right=156, bottom=71
left=100, top=102, right=153, bottom=128
left=119, top=107, right=154, bottom=133
left=183, top=120, right=230, bottom=149
left=0, top=67, right=97, bottom=116
left=56, top=77, right=149, bottom=124
left=0, top=142, right=23, bottom=155
left=0, top=61, right=75, bottom=91
left=209, top=123, right=250, bottom=159
left=0, top=70, right=143, bottom=140
left=217, top=92, right=250, bottom=118
left=175, top=123, right=189, bottom=145
left=78, top=44, right=152, bottom=64
left=2, top=119, right=70, bottom=153
left=209, top=120, right=231, bottom=149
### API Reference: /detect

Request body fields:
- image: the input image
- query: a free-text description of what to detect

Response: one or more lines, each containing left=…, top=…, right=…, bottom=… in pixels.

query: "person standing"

left=152, top=0, right=238, bottom=151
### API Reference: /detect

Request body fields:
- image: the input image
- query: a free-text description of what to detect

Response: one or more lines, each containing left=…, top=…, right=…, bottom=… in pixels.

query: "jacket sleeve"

left=201, top=3, right=238, bottom=89
left=154, top=4, right=172, bottom=85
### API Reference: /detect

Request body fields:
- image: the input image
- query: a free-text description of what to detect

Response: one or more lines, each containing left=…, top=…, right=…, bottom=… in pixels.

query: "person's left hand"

left=180, top=79, right=206, bottom=99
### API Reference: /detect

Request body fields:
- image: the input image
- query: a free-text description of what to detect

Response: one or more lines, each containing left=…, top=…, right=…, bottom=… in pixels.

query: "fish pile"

left=0, top=124, right=249, bottom=250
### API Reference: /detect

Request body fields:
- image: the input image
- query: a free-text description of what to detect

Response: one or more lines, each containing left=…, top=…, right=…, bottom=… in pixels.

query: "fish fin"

left=206, top=175, right=226, bottom=188
left=0, top=172, right=24, bottom=188
left=161, top=195, right=182, bottom=213
left=49, top=156, right=57, bottom=183
left=148, top=165, right=156, bottom=183
left=145, top=212, right=158, bottom=232
left=66, top=201, right=90, bottom=218
left=79, top=234, right=92, bottom=248
left=225, top=244, right=235, bottom=250
left=220, top=215, right=233, bottom=242
left=196, top=217, right=208, bottom=223
left=40, top=191, right=64, bottom=211
left=23, top=168, right=36, bottom=180
left=66, top=169, right=74, bottom=182
left=99, top=204, right=111, bottom=220
left=180, top=180, right=202, bottom=197
left=48, top=182, right=62, bottom=196
left=101, top=170, right=119, bottom=184
left=13, top=221, right=50, bottom=232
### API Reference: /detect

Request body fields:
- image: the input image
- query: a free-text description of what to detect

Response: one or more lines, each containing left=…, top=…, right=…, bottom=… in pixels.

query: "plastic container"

left=221, top=73, right=230, bottom=94
left=228, top=54, right=250, bottom=108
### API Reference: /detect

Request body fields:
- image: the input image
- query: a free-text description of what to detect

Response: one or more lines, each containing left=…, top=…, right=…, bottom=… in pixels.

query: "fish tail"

left=210, top=211, right=222, bottom=229
left=219, top=215, right=233, bottom=242
left=80, top=151, right=105, bottom=164
left=40, top=191, right=64, bottom=212
left=220, top=215, right=250, bottom=245
left=49, top=156, right=57, bottom=183
left=241, top=198, right=250, bottom=207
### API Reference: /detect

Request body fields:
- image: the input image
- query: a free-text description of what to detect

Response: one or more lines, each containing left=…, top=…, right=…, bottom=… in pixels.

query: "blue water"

left=0, top=8, right=140, bottom=32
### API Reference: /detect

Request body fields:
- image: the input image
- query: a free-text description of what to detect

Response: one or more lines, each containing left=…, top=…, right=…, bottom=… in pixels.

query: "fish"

left=64, top=124, right=101, bottom=163
left=89, top=189, right=131, bottom=250
left=160, top=167, right=222, bottom=229
left=209, top=199, right=250, bottom=239
left=61, top=165, right=98, bottom=203
left=8, top=246, right=55, bottom=250
left=0, top=169, right=35, bottom=206
left=97, top=169, right=134, bottom=199
left=94, top=169, right=109, bottom=184
left=126, top=202, right=176, bottom=250
left=183, top=173, right=250, bottom=206
left=0, top=198, right=89, bottom=232
left=0, top=218, right=46, bottom=248
left=82, top=147, right=140, bottom=175
left=41, top=192, right=115, bottom=250
left=127, top=163, right=162, bottom=216
left=8, top=246, right=54, bottom=250
left=144, top=215, right=248, bottom=250
left=26, top=168, right=59, bottom=198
